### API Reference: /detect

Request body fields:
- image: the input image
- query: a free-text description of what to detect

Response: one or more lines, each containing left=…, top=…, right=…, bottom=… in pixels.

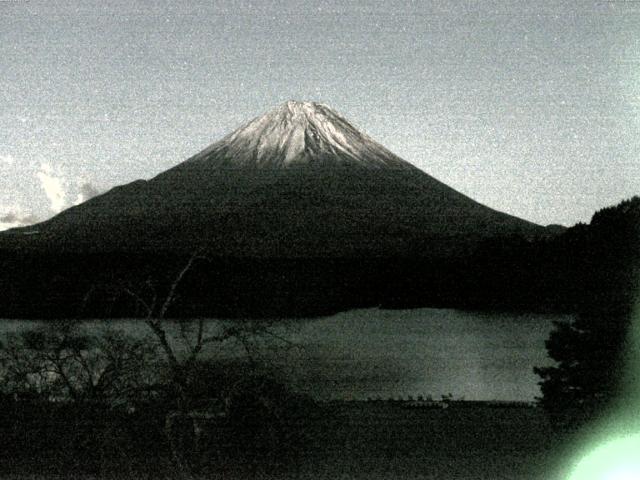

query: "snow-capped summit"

left=186, top=100, right=415, bottom=170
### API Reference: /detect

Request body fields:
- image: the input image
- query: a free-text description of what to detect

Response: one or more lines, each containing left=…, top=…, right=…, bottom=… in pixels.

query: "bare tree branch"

left=158, top=250, right=206, bottom=320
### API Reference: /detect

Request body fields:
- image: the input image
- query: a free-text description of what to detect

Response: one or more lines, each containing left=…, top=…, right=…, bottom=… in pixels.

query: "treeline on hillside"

left=0, top=198, right=637, bottom=319
left=534, top=196, right=640, bottom=424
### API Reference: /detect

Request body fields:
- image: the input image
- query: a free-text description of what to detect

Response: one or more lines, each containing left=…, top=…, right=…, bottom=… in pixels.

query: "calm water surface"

left=0, top=308, right=570, bottom=401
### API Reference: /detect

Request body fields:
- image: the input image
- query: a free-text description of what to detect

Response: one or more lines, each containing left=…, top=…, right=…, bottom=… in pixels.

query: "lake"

left=0, top=308, right=570, bottom=402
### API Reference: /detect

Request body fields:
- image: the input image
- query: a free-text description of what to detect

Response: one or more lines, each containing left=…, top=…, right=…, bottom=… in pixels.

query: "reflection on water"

left=0, top=308, right=570, bottom=401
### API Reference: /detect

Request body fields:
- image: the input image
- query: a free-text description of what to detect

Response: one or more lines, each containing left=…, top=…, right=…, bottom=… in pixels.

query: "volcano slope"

left=0, top=101, right=546, bottom=318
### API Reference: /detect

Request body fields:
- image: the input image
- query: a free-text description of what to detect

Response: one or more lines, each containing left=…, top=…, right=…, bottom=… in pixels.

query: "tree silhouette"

left=84, top=250, right=303, bottom=475
left=535, top=197, right=640, bottom=423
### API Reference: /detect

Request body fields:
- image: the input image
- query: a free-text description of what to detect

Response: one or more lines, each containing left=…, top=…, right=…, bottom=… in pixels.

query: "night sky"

left=2, top=0, right=639, bottom=230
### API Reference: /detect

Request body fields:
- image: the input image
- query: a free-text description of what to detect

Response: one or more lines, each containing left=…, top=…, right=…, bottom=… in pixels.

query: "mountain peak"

left=185, top=101, right=416, bottom=170
left=279, top=99, right=325, bottom=113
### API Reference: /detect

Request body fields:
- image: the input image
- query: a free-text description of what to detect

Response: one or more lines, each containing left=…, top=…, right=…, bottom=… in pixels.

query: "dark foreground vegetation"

left=534, top=197, right=640, bottom=425
left=0, top=379, right=316, bottom=479
left=0, top=321, right=315, bottom=478
left=0, top=398, right=566, bottom=480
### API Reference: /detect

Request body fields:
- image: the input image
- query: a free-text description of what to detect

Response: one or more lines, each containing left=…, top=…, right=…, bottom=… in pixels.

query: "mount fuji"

left=3, top=101, right=541, bottom=257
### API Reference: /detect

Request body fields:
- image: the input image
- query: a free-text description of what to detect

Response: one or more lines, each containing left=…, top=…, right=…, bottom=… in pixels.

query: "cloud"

left=0, top=210, right=39, bottom=231
left=0, top=212, right=39, bottom=225
left=36, top=164, right=67, bottom=213
left=74, top=182, right=102, bottom=205
left=34, top=164, right=103, bottom=213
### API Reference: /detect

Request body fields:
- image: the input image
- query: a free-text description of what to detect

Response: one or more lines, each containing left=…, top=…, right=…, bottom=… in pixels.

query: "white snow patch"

left=191, top=100, right=414, bottom=170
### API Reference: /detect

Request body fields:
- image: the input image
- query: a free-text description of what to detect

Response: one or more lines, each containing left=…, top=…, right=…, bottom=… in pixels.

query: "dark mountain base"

left=2, top=196, right=637, bottom=320
left=0, top=249, right=574, bottom=320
